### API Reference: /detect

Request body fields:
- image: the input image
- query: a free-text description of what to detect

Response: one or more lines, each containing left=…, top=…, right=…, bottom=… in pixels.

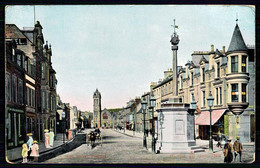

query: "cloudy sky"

left=6, top=5, right=255, bottom=111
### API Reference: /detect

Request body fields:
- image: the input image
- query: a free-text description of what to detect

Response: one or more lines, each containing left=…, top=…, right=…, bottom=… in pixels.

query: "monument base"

left=156, top=99, right=204, bottom=154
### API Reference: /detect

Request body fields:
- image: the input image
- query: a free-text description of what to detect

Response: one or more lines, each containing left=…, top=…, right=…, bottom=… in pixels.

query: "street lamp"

left=150, top=92, right=156, bottom=154
left=141, top=96, right=147, bottom=149
left=207, top=91, right=214, bottom=152
left=62, top=110, right=65, bottom=144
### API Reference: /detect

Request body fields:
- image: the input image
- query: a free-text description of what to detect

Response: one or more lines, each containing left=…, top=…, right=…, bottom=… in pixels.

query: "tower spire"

left=236, top=12, right=238, bottom=24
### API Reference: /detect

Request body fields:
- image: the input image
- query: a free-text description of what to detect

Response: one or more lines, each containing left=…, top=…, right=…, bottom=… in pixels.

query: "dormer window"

left=231, top=55, right=238, bottom=73
left=217, top=62, right=220, bottom=77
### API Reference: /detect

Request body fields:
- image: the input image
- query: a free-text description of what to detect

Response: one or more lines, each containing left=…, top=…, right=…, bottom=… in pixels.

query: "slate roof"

left=5, top=24, right=27, bottom=39
left=227, top=24, right=248, bottom=53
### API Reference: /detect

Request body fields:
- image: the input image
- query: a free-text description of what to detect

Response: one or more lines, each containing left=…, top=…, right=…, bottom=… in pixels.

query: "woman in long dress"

left=49, top=129, right=55, bottom=147
left=44, top=129, right=50, bottom=148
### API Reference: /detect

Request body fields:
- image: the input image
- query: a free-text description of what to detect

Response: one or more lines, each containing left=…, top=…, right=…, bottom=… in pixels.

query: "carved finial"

left=46, top=41, right=48, bottom=45
left=49, top=43, right=51, bottom=48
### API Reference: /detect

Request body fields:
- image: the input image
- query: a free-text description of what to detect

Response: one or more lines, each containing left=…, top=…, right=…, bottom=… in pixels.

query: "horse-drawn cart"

left=86, top=131, right=102, bottom=148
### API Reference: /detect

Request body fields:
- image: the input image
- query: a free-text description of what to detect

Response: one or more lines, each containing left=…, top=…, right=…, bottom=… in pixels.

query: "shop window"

left=231, top=84, right=239, bottom=102
left=231, top=56, right=238, bottom=73
left=242, top=84, right=247, bottom=102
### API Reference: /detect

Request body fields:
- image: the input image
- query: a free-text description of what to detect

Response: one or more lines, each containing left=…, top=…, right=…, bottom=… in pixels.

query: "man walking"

left=233, top=136, right=243, bottom=162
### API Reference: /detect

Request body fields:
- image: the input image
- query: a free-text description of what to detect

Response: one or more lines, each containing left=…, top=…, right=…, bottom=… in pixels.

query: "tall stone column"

left=170, top=23, right=180, bottom=97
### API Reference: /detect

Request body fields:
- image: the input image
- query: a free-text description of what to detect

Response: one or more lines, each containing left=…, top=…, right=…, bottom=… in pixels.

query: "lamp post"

left=141, top=97, right=147, bottom=149
left=150, top=92, right=156, bottom=153
left=207, top=91, right=214, bottom=152
left=62, top=110, right=65, bottom=144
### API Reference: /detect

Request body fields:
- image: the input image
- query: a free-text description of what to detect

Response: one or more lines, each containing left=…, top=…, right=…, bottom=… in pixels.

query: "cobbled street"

left=43, top=129, right=255, bottom=164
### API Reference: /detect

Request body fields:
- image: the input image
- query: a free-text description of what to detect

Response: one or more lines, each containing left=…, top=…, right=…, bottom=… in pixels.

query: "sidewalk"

left=6, top=133, right=70, bottom=163
left=113, top=128, right=254, bottom=152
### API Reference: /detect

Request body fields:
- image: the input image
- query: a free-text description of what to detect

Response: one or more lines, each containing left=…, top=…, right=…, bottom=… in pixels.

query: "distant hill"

left=107, top=108, right=122, bottom=113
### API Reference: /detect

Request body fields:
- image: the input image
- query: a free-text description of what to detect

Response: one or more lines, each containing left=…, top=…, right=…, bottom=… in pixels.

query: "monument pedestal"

left=156, top=101, right=204, bottom=154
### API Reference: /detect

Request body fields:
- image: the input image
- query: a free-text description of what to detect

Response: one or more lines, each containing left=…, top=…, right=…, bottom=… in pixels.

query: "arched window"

left=103, top=113, right=108, bottom=119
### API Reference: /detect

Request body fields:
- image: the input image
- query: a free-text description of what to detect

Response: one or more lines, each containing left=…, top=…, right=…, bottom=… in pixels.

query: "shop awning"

left=195, top=109, right=227, bottom=125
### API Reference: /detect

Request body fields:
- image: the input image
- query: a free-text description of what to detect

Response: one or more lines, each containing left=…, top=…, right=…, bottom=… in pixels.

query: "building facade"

left=151, top=23, right=254, bottom=142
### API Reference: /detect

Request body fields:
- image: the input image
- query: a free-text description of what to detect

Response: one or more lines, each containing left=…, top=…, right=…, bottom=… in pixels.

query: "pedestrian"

left=89, top=131, right=96, bottom=149
left=26, top=133, right=33, bottom=162
left=21, top=143, right=28, bottom=163
left=49, top=129, right=55, bottom=148
left=44, top=129, right=50, bottom=148
left=233, top=136, right=243, bottom=162
left=30, top=140, right=39, bottom=162
left=223, top=138, right=233, bottom=163
left=216, top=132, right=222, bottom=148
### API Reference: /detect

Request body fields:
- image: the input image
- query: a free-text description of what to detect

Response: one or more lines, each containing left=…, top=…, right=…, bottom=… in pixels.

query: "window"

left=18, top=114, right=21, bottom=139
left=181, top=76, right=183, bottom=89
left=12, top=75, right=17, bottom=103
left=231, top=84, right=239, bottom=102
left=12, top=49, right=15, bottom=62
left=191, top=93, right=194, bottom=102
left=231, top=56, right=238, bottom=73
left=103, top=113, right=108, bottom=119
left=242, top=84, right=247, bottom=102
left=20, top=38, right=27, bottom=45
left=7, top=113, right=11, bottom=139
left=24, top=58, right=28, bottom=72
left=216, top=88, right=218, bottom=105
left=6, top=73, right=11, bottom=101
left=32, top=89, right=35, bottom=107
left=242, top=55, right=247, bottom=73
left=202, top=91, right=205, bottom=107
left=191, top=72, right=194, bottom=86
left=18, top=78, right=23, bottom=105
left=217, top=62, right=220, bottom=77
left=42, top=91, right=45, bottom=109
left=17, top=54, right=21, bottom=67
left=202, top=68, right=205, bottom=82
left=219, top=87, right=222, bottom=105
left=41, top=63, right=45, bottom=79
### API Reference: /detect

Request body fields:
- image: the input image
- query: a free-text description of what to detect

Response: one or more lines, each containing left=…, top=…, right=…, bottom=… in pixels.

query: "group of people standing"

left=44, top=129, right=55, bottom=148
left=223, top=136, right=243, bottom=163
left=21, top=133, right=39, bottom=163
left=21, top=129, right=55, bottom=163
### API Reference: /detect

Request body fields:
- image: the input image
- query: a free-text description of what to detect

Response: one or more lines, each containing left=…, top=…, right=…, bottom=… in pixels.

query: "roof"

left=5, top=24, right=27, bottom=39
left=227, top=24, right=248, bottom=53
left=93, top=88, right=101, bottom=98
left=153, top=76, right=173, bottom=89
left=195, top=109, right=227, bottom=125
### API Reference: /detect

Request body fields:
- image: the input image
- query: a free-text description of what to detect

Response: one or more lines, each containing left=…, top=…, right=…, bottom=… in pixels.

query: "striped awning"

left=195, top=109, right=227, bottom=125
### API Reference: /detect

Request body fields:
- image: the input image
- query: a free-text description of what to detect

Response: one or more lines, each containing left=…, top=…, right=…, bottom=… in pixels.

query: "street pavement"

left=44, top=129, right=255, bottom=164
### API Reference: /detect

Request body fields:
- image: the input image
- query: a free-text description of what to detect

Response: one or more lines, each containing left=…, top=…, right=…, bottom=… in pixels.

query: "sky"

left=5, top=5, right=255, bottom=112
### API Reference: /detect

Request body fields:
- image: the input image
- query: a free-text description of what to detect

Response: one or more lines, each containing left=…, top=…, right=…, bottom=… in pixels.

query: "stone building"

left=5, top=39, right=26, bottom=149
left=93, top=89, right=102, bottom=128
left=151, top=23, right=255, bottom=142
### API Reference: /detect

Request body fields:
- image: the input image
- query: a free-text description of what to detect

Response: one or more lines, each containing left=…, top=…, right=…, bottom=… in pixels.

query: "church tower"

left=93, top=89, right=101, bottom=128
